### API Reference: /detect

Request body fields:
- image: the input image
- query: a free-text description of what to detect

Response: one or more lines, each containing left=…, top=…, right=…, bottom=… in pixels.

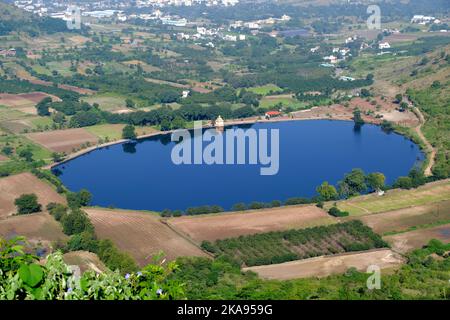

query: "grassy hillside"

left=0, top=1, right=75, bottom=36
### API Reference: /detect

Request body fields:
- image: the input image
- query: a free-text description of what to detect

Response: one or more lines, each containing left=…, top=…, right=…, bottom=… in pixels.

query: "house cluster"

left=14, top=0, right=47, bottom=16
left=0, top=48, right=16, bottom=57
left=135, top=0, right=239, bottom=8
left=229, top=15, right=291, bottom=31
left=312, top=39, right=358, bottom=66
left=411, top=15, right=441, bottom=25
left=175, top=25, right=246, bottom=47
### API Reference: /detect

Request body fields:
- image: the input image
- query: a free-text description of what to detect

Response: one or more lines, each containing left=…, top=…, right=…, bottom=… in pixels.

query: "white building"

left=379, top=42, right=391, bottom=50
left=182, top=90, right=190, bottom=99
left=411, top=15, right=437, bottom=24
left=244, top=22, right=260, bottom=30
left=223, top=34, right=237, bottom=41
left=323, top=55, right=338, bottom=64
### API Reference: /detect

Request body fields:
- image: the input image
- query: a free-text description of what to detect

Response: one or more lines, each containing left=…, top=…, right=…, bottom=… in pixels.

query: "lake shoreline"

left=45, top=116, right=351, bottom=169
left=46, top=115, right=417, bottom=170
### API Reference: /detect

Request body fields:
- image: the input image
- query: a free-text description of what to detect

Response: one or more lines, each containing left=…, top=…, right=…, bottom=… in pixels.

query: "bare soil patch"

left=0, top=212, right=67, bottom=245
left=63, top=251, right=107, bottom=273
left=85, top=208, right=209, bottom=266
left=384, top=33, right=419, bottom=44
left=167, top=205, right=335, bottom=243
left=384, top=224, right=450, bottom=253
left=0, top=173, right=66, bottom=219
left=355, top=201, right=450, bottom=235
left=292, top=97, right=419, bottom=126
left=26, top=128, right=99, bottom=153
left=244, top=249, right=404, bottom=280
left=0, top=92, right=60, bottom=114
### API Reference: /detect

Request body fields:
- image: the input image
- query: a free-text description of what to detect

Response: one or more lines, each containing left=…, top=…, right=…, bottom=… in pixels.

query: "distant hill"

left=0, top=1, right=76, bottom=36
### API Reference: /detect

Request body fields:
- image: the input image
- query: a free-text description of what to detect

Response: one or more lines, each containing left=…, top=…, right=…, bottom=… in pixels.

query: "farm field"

left=0, top=92, right=60, bottom=114
left=144, top=77, right=189, bottom=89
left=167, top=205, right=335, bottom=242
left=0, top=172, right=66, bottom=219
left=26, top=128, right=99, bottom=153
left=121, top=60, right=161, bottom=73
left=0, top=212, right=67, bottom=245
left=202, top=221, right=387, bottom=267
left=81, top=93, right=130, bottom=112
left=353, top=200, right=450, bottom=235
left=260, top=94, right=306, bottom=110
left=85, top=208, right=209, bottom=266
left=246, top=84, right=283, bottom=95
left=85, top=124, right=158, bottom=141
left=334, top=179, right=450, bottom=216
left=384, top=223, right=450, bottom=253
left=244, top=249, right=404, bottom=280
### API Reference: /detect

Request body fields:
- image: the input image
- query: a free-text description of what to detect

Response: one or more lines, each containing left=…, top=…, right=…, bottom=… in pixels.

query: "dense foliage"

left=201, top=221, right=387, bottom=267
left=47, top=203, right=138, bottom=274
left=0, top=237, right=185, bottom=300
left=174, top=239, right=450, bottom=300
left=14, top=194, right=42, bottom=215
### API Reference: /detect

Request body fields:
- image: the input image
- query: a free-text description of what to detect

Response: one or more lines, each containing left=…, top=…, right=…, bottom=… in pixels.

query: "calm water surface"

left=53, top=120, right=424, bottom=211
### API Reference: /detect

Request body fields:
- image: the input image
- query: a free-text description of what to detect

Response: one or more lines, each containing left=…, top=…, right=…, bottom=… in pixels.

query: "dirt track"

left=412, top=106, right=436, bottom=177
left=244, top=249, right=404, bottom=280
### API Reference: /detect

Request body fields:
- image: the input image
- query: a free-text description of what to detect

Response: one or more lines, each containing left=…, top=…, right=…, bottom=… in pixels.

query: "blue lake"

left=53, top=120, right=424, bottom=211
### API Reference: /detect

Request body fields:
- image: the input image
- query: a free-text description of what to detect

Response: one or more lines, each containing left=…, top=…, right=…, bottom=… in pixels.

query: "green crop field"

left=247, top=84, right=283, bottom=95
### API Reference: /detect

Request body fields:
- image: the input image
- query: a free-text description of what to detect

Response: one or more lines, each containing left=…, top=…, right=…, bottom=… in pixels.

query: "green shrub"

left=14, top=194, right=41, bottom=215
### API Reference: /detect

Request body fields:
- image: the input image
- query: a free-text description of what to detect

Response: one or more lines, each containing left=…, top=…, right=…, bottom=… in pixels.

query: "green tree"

left=395, top=94, right=403, bottom=104
left=339, top=169, right=367, bottom=197
left=366, top=172, right=385, bottom=191
left=393, top=176, right=413, bottom=189
left=1, top=145, right=13, bottom=156
left=51, top=152, right=64, bottom=163
left=36, top=97, right=52, bottom=116
left=78, top=189, right=92, bottom=206
left=14, top=194, right=41, bottom=215
left=352, top=109, right=364, bottom=126
left=61, top=209, right=93, bottom=235
left=160, top=119, right=171, bottom=131
left=232, top=203, right=247, bottom=211
left=316, top=181, right=338, bottom=201
left=399, top=101, right=409, bottom=111
left=171, top=116, right=186, bottom=130
left=125, top=98, right=135, bottom=109
left=67, top=190, right=92, bottom=208
left=122, top=124, right=137, bottom=140
left=18, top=148, right=33, bottom=162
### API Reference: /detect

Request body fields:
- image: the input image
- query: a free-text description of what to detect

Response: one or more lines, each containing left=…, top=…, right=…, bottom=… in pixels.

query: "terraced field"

left=85, top=208, right=209, bottom=266
left=168, top=205, right=335, bottom=242
left=0, top=172, right=66, bottom=219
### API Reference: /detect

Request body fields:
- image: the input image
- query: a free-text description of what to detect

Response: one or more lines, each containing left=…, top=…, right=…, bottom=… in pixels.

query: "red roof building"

left=265, top=111, right=282, bottom=118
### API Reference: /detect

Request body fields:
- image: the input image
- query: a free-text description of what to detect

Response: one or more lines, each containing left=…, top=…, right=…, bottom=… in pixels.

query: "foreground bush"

left=0, top=237, right=185, bottom=300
